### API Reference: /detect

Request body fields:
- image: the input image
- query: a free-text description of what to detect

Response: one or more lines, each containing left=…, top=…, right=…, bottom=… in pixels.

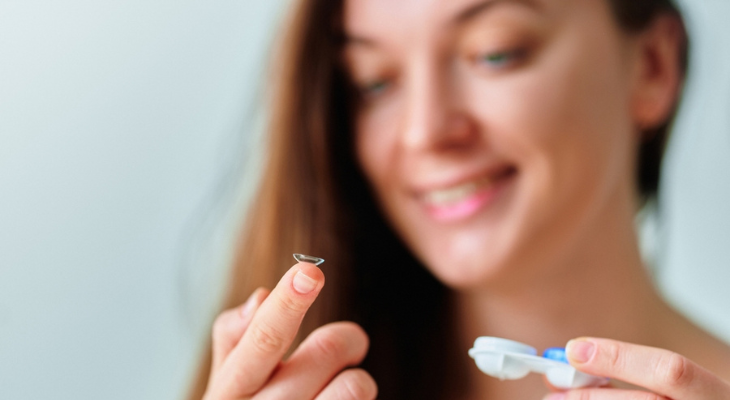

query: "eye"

left=474, top=48, right=528, bottom=70
left=359, top=79, right=390, bottom=98
left=354, top=78, right=394, bottom=104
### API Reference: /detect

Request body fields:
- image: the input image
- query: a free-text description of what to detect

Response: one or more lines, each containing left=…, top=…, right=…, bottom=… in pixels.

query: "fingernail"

left=567, top=339, right=595, bottom=363
left=239, top=290, right=260, bottom=318
left=292, top=270, right=318, bottom=294
left=543, top=394, right=566, bottom=400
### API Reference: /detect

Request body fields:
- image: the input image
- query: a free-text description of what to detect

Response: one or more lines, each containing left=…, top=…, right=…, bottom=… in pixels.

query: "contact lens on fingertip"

left=293, top=253, right=325, bottom=265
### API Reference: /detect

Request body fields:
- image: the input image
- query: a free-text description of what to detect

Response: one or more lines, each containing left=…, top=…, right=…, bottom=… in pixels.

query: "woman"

left=189, top=0, right=730, bottom=399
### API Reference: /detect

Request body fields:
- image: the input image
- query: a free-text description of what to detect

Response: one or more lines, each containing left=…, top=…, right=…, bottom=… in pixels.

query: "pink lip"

left=422, top=172, right=515, bottom=222
left=412, top=164, right=515, bottom=194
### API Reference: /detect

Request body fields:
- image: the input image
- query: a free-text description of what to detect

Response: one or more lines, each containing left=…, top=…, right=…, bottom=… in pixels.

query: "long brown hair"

left=187, top=1, right=689, bottom=399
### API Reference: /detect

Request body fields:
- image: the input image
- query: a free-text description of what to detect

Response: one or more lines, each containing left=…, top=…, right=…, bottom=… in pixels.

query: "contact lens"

left=293, top=253, right=325, bottom=265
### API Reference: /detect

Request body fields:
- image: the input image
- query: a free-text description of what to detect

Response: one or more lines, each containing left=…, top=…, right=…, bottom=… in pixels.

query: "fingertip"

left=306, top=321, right=370, bottom=366
left=239, top=288, right=270, bottom=318
left=252, top=287, right=271, bottom=303
left=291, top=262, right=325, bottom=286
left=293, top=262, right=325, bottom=280
left=290, top=263, right=324, bottom=295
left=566, top=338, right=596, bottom=364
left=348, top=322, right=370, bottom=350
left=336, top=321, right=370, bottom=362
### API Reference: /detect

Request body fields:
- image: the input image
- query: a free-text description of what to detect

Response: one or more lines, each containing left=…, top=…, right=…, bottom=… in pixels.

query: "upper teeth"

left=423, top=177, right=492, bottom=206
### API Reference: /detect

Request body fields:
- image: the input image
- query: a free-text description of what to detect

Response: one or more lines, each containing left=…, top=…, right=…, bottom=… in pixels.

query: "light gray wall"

left=0, top=1, right=727, bottom=400
left=0, top=1, right=286, bottom=399
left=659, top=0, right=730, bottom=342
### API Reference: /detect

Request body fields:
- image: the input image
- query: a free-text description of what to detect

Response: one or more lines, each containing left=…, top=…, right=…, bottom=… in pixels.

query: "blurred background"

left=0, top=0, right=728, bottom=399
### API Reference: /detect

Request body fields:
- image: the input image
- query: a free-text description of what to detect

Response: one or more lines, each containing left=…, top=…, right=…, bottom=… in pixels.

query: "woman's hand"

left=544, top=337, right=730, bottom=399
left=203, top=263, right=377, bottom=400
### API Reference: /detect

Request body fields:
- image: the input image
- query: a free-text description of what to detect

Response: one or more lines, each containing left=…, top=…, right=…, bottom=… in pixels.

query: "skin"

left=202, top=0, right=730, bottom=399
left=203, top=263, right=377, bottom=400
left=347, top=0, right=653, bottom=293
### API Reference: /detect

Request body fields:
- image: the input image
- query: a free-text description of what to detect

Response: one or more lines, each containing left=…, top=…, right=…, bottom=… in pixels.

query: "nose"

left=401, top=60, right=477, bottom=153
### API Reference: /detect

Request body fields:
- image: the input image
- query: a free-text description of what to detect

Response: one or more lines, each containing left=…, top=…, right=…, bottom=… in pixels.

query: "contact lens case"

left=468, top=337, right=609, bottom=389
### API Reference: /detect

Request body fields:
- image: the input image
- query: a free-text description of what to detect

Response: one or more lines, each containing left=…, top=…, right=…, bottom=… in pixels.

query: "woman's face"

left=342, top=0, right=651, bottom=288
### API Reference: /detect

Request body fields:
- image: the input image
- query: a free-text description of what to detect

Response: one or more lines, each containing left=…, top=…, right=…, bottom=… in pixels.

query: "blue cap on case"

left=542, top=347, right=569, bottom=364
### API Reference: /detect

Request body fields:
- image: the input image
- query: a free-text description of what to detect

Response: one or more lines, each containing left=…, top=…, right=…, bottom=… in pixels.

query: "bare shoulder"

left=685, top=326, right=730, bottom=383
left=660, top=309, right=730, bottom=383
left=709, top=338, right=730, bottom=383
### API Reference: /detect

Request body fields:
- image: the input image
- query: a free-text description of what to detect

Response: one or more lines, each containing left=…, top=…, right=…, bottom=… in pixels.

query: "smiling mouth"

left=418, top=166, right=517, bottom=221
left=421, top=166, right=517, bottom=207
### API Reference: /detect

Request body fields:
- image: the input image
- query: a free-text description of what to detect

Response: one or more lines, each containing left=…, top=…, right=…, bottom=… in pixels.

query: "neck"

left=454, top=195, right=679, bottom=399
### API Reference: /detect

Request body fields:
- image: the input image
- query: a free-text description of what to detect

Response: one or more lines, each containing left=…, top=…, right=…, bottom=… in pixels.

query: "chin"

left=417, top=241, right=516, bottom=290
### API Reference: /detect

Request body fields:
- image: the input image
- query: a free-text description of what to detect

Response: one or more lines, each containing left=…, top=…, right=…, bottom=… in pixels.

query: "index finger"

left=565, top=337, right=730, bottom=399
left=217, top=263, right=325, bottom=398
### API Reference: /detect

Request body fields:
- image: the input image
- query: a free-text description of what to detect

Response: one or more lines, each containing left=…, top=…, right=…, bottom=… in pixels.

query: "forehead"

left=343, top=0, right=553, bottom=39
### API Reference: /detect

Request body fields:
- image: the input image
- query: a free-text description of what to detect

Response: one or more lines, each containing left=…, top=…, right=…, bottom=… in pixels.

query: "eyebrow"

left=454, top=0, right=540, bottom=25
left=344, top=0, right=541, bottom=48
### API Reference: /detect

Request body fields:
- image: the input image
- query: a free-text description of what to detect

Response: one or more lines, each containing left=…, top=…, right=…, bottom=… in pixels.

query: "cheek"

left=465, top=26, right=633, bottom=207
left=456, top=24, right=637, bottom=270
